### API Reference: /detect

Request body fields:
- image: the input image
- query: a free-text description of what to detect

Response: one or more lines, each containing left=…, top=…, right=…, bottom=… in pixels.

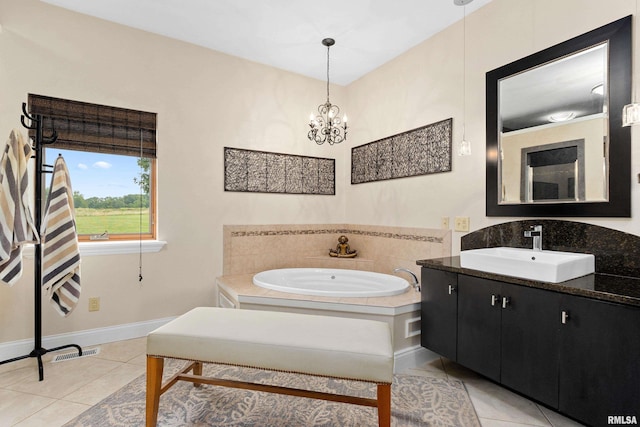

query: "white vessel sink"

left=459, top=247, right=595, bottom=283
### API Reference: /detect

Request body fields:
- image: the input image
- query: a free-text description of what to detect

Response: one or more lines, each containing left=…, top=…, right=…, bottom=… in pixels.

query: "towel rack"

left=0, top=102, right=82, bottom=381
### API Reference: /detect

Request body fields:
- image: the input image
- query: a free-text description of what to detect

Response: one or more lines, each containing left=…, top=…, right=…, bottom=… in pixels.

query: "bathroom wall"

left=0, top=0, right=638, bottom=348
left=0, top=0, right=348, bottom=345
left=344, top=0, right=638, bottom=254
left=223, top=224, right=451, bottom=281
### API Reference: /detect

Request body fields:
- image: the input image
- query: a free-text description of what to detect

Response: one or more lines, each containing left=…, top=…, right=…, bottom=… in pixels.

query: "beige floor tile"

left=0, top=364, right=39, bottom=388
left=465, top=380, right=550, bottom=426
left=13, top=399, right=90, bottom=427
left=480, top=417, right=548, bottom=427
left=95, top=337, right=147, bottom=363
left=6, top=356, right=123, bottom=399
left=537, top=405, right=586, bottom=427
left=404, top=357, right=449, bottom=380
left=0, top=389, right=55, bottom=426
left=63, top=363, right=145, bottom=405
left=0, top=357, right=35, bottom=376
left=127, top=353, right=148, bottom=366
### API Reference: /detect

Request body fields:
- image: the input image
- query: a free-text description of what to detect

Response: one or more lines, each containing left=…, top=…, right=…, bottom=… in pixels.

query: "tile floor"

left=0, top=338, right=585, bottom=426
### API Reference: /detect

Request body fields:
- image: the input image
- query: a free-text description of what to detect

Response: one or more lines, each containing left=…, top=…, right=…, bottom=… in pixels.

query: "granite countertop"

left=417, top=256, right=640, bottom=308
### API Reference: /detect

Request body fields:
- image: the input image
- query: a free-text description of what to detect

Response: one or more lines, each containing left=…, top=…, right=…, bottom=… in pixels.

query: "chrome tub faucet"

left=393, top=267, right=420, bottom=292
left=524, top=225, right=543, bottom=251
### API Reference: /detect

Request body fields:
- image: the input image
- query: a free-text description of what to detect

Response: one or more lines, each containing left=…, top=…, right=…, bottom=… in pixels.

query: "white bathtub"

left=252, top=268, right=410, bottom=297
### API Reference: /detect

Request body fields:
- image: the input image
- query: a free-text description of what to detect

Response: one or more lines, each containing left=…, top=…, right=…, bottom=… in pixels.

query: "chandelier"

left=308, top=38, right=347, bottom=145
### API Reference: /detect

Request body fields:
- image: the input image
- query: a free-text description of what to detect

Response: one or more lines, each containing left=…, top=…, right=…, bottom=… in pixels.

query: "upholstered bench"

left=145, top=307, right=393, bottom=427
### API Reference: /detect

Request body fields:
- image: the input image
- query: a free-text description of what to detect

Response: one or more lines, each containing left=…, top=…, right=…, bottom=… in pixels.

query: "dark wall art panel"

left=351, top=118, right=452, bottom=184
left=224, top=147, right=335, bottom=195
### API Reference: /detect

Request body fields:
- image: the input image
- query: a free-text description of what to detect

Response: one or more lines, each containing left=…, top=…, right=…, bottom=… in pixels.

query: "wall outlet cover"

left=454, top=216, right=470, bottom=232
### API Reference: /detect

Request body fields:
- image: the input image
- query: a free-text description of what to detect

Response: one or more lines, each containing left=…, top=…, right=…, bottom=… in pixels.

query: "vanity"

left=439, top=16, right=640, bottom=424
left=417, top=220, right=640, bottom=426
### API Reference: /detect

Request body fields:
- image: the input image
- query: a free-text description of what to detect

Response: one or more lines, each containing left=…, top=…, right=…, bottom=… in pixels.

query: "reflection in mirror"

left=486, top=15, right=631, bottom=217
left=519, top=139, right=586, bottom=203
left=499, top=44, right=607, bottom=204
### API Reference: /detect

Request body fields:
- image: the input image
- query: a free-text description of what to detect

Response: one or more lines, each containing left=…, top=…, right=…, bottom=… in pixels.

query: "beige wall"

left=0, top=0, right=639, bottom=345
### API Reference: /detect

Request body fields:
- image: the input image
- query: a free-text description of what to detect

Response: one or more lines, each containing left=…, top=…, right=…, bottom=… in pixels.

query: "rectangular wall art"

left=351, top=118, right=452, bottom=184
left=224, top=147, right=335, bottom=195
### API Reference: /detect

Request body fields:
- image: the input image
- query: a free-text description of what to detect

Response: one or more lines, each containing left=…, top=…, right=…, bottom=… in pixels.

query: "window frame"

left=30, top=94, right=158, bottom=242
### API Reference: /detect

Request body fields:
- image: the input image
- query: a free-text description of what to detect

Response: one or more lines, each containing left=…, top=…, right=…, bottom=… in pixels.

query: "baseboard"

left=0, top=316, right=176, bottom=362
left=393, top=345, right=441, bottom=373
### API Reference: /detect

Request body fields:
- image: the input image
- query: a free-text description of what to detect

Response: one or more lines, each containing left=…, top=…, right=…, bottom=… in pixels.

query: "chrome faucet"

left=393, top=267, right=420, bottom=292
left=524, top=225, right=543, bottom=251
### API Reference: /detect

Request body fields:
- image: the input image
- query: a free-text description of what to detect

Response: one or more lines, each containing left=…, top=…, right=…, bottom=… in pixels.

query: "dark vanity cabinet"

left=420, top=268, right=457, bottom=360
left=457, top=275, right=560, bottom=408
left=420, top=266, right=640, bottom=426
left=558, top=295, right=640, bottom=423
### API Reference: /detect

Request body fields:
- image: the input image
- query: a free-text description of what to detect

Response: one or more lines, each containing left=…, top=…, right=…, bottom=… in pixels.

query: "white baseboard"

left=393, top=345, right=441, bottom=373
left=0, top=316, right=176, bottom=362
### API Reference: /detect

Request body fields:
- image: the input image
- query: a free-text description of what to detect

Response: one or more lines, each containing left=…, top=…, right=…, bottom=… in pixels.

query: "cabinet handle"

left=561, top=310, right=570, bottom=324
left=502, top=296, right=510, bottom=309
left=448, top=284, right=456, bottom=295
left=491, top=294, right=500, bottom=306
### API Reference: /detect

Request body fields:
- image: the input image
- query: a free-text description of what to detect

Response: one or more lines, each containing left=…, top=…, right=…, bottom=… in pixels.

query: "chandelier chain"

left=326, top=44, right=331, bottom=103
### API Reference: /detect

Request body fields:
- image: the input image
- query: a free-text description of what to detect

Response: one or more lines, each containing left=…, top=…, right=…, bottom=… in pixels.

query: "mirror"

left=486, top=16, right=631, bottom=217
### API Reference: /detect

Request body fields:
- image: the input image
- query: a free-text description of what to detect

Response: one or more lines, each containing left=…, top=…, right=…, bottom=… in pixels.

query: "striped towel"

left=0, top=129, right=39, bottom=285
left=42, top=156, right=81, bottom=316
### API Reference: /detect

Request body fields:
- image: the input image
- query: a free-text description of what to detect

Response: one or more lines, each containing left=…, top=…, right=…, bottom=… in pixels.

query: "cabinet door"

left=421, top=268, right=458, bottom=360
left=457, top=275, right=502, bottom=381
left=501, top=284, right=560, bottom=408
left=559, top=295, right=640, bottom=425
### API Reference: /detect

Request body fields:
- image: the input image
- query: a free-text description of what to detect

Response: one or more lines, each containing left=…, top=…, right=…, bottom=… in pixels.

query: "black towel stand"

left=0, top=102, right=82, bottom=381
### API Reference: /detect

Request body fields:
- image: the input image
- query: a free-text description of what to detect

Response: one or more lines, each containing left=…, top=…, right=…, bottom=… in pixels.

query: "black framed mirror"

left=486, top=16, right=631, bottom=217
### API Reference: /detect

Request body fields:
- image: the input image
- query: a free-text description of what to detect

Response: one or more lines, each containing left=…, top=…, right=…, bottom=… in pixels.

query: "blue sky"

left=46, top=149, right=143, bottom=198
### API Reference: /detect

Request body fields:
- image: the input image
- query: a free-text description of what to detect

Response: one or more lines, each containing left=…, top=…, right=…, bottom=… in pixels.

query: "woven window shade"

left=28, top=94, right=157, bottom=158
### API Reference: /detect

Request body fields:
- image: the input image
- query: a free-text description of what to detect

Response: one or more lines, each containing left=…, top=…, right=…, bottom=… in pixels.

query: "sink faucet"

left=393, top=267, right=420, bottom=292
left=524, top=225, right=543, bottom=251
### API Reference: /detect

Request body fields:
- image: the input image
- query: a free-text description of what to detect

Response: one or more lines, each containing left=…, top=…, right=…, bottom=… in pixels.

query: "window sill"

left=23, top=240, right=167, bottom=258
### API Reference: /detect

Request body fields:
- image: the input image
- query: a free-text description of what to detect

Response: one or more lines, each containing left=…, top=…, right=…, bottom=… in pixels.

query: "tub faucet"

left=393, top=267, right=420, bottom=292
left=524, top=225, right=543, bottom=251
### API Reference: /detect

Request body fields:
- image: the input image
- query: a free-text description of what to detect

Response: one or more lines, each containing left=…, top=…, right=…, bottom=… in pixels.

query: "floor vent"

left=52, top=347, right=100, bottom=363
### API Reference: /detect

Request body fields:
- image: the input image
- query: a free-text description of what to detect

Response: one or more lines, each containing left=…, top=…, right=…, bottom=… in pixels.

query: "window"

left=28, top=94, right=157, bottom=241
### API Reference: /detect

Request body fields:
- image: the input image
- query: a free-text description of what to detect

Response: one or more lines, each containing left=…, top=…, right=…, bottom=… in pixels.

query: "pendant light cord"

left=462, top=3, right=467, bottom=141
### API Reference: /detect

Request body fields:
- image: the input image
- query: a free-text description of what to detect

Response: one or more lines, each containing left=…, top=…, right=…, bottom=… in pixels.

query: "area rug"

left=64, top=360, right=480, bottom=426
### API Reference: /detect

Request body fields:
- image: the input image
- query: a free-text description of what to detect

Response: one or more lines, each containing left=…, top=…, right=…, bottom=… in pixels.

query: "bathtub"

left=252, top=268, right=410, bottom=297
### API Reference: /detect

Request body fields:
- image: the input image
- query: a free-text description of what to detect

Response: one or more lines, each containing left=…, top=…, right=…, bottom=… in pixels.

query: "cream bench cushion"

left=147, top=306, right=394, bottom=384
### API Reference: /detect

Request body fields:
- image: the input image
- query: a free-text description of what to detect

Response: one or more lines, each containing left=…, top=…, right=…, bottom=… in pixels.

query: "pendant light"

left=455, top=0, right=473, bottom=155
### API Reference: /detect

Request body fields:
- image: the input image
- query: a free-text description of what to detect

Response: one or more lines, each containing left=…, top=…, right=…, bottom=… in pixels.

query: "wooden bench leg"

left=193, top=362, right=203, bottom=387
left=146, top=356, right=164, bottom=427
left=377, top=383, right=391, bottom=427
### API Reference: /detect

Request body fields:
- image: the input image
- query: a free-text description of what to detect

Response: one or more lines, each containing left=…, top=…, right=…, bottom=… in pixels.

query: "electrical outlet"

left=441, top=217, right=450, bottom=229
left=454, top=216, right=470, bottom=232
left=88, top=297, right=100, bottom=312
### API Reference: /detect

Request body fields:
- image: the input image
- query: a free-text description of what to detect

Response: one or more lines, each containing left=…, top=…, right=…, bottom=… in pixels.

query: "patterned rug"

left=64, top=360, right=480, bottom=426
